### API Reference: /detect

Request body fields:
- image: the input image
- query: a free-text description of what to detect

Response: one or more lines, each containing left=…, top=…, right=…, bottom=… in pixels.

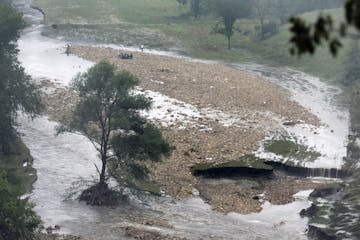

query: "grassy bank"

left=33, top=0, right=354, bottom=83
left=0, top=137, right=37, bottom=194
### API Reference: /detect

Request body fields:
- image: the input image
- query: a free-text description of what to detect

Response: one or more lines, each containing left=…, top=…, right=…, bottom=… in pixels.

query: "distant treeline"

left=278, top=0, right=344, bottom=22
left=178, top=0, right=344, bottom=21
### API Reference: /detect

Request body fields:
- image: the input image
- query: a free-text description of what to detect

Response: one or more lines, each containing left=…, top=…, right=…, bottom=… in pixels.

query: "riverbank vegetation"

left=8, top=0, right=360, bottom=238
left=0, top=1, right=43, bottom=239
left=292, top=2, right=360, bottom=238
left=57, top=60, right=170, bottom=205
left=33, top=0, right=351, bottom=82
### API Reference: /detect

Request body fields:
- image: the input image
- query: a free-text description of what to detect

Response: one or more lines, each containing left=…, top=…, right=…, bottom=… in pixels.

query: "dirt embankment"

left=41, top=46, right=321, bottom=214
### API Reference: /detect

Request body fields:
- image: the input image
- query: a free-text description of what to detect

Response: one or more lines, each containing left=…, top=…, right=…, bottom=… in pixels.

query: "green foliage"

left=109, top=162, right=161, bottom=195
left=33, top=1, right=355, bottom=82
left=0, top=2, right=25, bottom=55
left=176, top=0, right=188, bottom=5
left=0, top=137, right=37, bottom=195
left=252, top=0, right=277, bottom=40
left=190, top=0, right=201, bottom=18
left=59, top=61, right=170, bottom=188
left=0, top=3, right=43, bottom=154
left=261, top=21, right=280, bottom=39
left=0, top=3, right=42, bottom=237
left=264, top=134, right=321, bottom=162
left=112, top=123, right=171, bottom=162
left=0, top=166, right=41, bottom=240
left=289, top=14, right=343, bottom=56
left=289, top=0, right=360, bottom=56
left=211, top=0, right=252, bottom=49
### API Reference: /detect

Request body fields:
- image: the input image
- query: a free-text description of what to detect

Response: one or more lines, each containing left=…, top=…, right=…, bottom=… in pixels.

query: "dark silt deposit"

left=190, top=155, right=273, bottom=178
left=265, top=161, right=346, bottom=179
left=192, top=166, right=273, bottom=178
left=190, top=155, right=346, bottom=179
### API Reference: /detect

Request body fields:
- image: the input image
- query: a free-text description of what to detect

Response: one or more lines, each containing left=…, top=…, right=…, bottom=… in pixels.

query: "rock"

left=300, top=204, right=316, bottom=217
left=308, top=225, right=337, bottom=240
left=192, top=188, right=200, bottom=196
left=283, top=121, right=299, bottom=126
left=45, top=226, right=53, bottom=234
left=310, top=185, right=342, bottom=198
left=252, top=195, right=260, bottom=200
left=124, top=226, right=186, bottom=240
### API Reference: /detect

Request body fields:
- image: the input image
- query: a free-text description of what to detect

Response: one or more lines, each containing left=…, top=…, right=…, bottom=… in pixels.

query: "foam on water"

left=235, top=64, right=349, bottom=169
left=14, top=0, right=349, bottom=238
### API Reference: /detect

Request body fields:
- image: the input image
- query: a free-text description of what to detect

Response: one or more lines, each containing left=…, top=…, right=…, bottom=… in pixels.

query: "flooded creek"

left=13, top=0, right=350, bottom=239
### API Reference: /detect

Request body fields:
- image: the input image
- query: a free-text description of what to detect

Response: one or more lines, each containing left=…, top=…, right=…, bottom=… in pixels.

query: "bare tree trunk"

left=99, top=120, right=108, bottom=186
left=99, top=157, right=107, bottom=186
left=227, top=36, right=231, bottom=50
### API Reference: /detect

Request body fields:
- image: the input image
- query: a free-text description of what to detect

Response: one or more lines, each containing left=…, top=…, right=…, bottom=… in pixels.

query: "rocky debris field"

left=36, top=233, right=85, bottom=240
left=124, top=226, right=187, bottom=240
left=71, top=46, right=319, bottom=125
left=37, top=227, right=186, bottom=240
left=39, top=46, right=322, bottom=214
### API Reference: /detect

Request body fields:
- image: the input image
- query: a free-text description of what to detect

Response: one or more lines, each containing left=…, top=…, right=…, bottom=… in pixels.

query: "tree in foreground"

left=0, top=2, right=43, bottom=238
left=58, top=61, right=170, bottom=205
left=289, top=0, right=360, bottom=56
left=0, top=2, right=43, bottom=154
left=210, top=0, right=252, bottom=50
left=0, top=166, right=41, bottom=240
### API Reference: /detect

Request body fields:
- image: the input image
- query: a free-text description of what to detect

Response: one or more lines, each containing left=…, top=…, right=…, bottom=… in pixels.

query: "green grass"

left=32, top=0, right=354, bottom=82
left=33, top=0, right=187, bottom=24
left=264, top=133, right=321, bottom=164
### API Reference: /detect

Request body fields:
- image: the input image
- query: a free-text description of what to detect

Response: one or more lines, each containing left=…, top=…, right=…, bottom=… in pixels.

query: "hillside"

left=33, top=0, right=353, bottom=82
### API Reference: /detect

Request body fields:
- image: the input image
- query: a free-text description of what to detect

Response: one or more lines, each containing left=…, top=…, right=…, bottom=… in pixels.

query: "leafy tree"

left=58, top=61, right=170, bottom=203
left=0, top=3, right=42, bottom=238
left=111, top=122, right=171, bottom=193
left=0, top=2, right=43, bottom=154
left=190, top=0, right=201, bottom=18
left=289, top=0, right=360, bottom=55
left=211, top=0, right=252, bottom=50
left=0, top=165, right=41, bottom=240
left=253, top=0, right=276, bottom=40
left=176, top=0, right=202, bottom=18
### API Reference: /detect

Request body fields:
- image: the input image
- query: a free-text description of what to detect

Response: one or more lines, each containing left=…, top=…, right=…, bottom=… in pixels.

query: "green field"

left=33, top=0, right=354, bottom=82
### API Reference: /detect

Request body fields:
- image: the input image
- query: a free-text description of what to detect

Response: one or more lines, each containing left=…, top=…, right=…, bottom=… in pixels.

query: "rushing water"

left=233, top=64, right=349, bottom=170
left=12, top=0, right=351, bottom=239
